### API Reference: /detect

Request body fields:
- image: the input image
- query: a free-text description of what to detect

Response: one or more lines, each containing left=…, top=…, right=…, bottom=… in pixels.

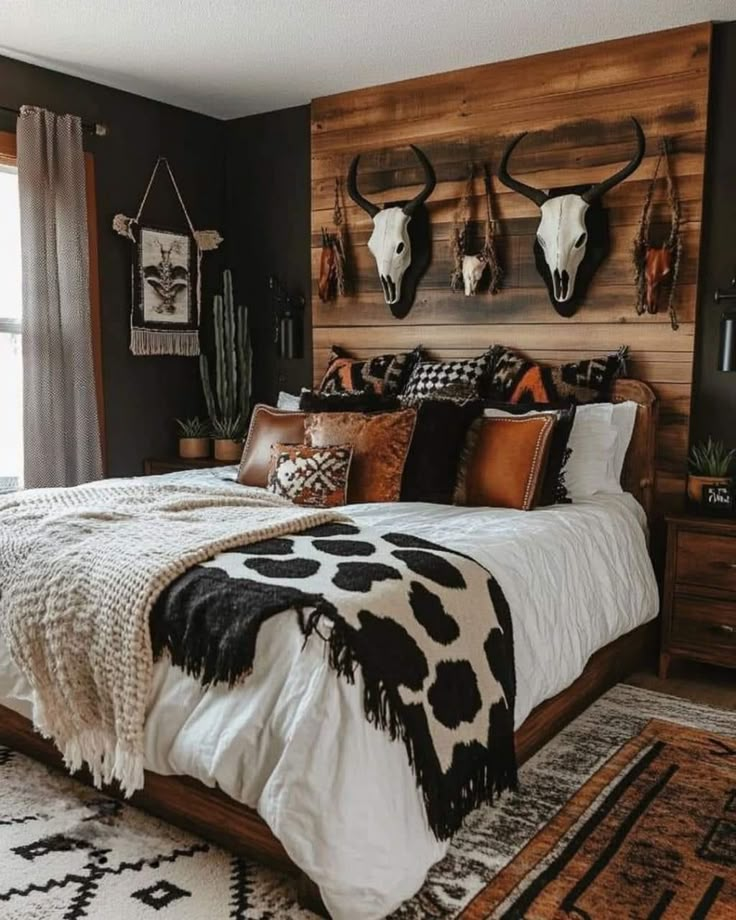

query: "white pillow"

left=276, top=390, right=301, bottom=410
left=563, top=403, right=618, bottom=499
left=610, top=400, right=638, bottom=485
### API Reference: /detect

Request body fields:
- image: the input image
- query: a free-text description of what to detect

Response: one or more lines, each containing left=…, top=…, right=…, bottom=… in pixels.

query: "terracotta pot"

left=687, top=474, right=730, bottom=504
left=214, top=438, right=243, bottom=462
left=179, top=437, right=210, bottom=460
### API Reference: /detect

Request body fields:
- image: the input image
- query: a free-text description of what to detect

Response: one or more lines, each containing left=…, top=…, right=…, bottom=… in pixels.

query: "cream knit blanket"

left=0, top=479, right=342, bottom=794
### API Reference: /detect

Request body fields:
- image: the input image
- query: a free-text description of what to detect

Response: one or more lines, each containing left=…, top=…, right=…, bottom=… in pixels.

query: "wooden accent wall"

left=311, top=24, right=712, bottom=515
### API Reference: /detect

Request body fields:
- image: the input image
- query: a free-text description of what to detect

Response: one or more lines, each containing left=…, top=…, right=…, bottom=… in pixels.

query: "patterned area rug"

left=1, top=684, right=734, bottom=919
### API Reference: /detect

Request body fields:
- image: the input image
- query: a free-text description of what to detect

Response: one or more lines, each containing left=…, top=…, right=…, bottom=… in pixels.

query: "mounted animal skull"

left=498, top=117, right=645, bottom=314
left=347, top=145, right=435, bottom=308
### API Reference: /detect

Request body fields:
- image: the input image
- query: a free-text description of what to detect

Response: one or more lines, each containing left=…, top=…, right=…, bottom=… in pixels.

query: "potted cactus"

left=176, top=416, right=211, bottom=459
left=200, top=270, right=252, bottom=463
left=687, top=437, right=735, bottom=504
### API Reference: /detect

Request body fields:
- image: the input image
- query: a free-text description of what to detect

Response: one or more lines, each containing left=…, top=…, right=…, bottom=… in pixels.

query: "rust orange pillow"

left=455, top=415, right=555, bottom=510
left=305, top=409, right=417, bottom=503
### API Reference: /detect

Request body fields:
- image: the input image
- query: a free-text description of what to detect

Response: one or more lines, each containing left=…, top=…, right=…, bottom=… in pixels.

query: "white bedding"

left=0, top=472, right=658, bottom=920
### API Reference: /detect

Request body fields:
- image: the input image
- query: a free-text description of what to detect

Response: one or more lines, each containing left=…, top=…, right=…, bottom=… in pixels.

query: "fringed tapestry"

left=113, top=157, right=223, bottom=356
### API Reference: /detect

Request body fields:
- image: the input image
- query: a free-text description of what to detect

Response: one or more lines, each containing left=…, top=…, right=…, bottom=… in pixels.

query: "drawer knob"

left=710, top=623, right=735, bottom=635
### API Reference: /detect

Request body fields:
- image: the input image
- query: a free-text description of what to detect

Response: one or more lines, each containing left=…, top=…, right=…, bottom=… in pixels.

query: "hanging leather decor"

left=632, top=137, right=682, bottom=330
left=112, top=157, right=223, bottom=356
left=450, top=163, right=503, bottom=296
left=318, top=178, right=348, bottom=302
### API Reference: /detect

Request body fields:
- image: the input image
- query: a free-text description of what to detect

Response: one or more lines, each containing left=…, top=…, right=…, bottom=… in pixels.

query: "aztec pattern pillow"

left=266, top=443, right=353, bottom=508
left=487, top=346, right=628, bottom=404
left=319, top=345, right=422, bottom=395
left=401, top=348, right=497, bottom=400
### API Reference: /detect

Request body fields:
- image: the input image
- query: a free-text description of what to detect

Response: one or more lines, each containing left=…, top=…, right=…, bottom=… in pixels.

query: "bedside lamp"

left=715, top=271, right=736, bottom=372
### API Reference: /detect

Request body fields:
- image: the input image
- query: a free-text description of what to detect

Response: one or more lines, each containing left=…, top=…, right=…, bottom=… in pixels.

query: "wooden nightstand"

left=660, top=514, right=736, bottom=678
left=143, top=457, right=233, bottom=476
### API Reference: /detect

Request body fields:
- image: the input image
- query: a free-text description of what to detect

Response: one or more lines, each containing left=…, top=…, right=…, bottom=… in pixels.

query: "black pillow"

left=400, top=399, right=483, bottom=503
left=483, top=402, right=576, bottom=505
left=299, top=390, right=401, bottom=413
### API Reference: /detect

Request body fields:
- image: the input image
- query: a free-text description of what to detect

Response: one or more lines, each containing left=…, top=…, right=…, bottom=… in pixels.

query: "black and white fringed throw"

left=151, top=522, right=517, bottom=839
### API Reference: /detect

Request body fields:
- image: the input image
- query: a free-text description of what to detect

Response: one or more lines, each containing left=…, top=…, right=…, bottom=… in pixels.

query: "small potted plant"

left=176, top=417, right=211, bottom=460
left=687, top=437, right=735, bottom=504
left=200, top=269, right=252, bottom=464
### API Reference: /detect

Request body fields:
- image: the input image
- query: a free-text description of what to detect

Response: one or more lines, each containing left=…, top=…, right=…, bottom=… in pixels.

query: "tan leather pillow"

left=237, top=405, right=306, bottom=487
left=455, top=415, right=555, bottom=510
left=305, top=409, right=417, bottom=503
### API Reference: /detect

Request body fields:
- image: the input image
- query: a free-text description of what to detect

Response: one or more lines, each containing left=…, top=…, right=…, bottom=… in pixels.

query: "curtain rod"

left=0, top=104, right=108, bottom=136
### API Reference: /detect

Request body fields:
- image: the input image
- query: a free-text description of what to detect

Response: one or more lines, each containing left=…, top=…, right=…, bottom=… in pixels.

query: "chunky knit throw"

left=0, top=480, right=342, bottom=794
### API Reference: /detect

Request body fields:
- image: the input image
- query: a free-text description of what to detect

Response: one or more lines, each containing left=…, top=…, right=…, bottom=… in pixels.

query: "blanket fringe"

left=304, top=609, right=518, bottom=840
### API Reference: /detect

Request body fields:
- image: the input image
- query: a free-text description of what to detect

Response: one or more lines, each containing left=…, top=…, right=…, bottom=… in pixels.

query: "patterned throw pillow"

left=319, top=345, right=422, bottom=395
left=401, top=349, right=497, bottom=401
left=487, top=346, right=628, bottom=404
left=267, top=443, right=353, bottom=508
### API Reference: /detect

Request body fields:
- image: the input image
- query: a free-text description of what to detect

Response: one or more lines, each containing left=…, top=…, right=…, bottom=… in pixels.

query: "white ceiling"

left=0, top=0, right=734, bottom=120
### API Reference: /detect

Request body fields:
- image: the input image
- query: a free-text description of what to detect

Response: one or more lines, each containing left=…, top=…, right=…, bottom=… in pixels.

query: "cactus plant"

left=199, top=270, right=252, bottom=441
left=688, top=438, right=735, bottom=477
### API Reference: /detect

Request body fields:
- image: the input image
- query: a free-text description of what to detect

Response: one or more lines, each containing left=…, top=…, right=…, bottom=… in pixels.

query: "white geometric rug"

left=1, top=684, right=734, bottom=919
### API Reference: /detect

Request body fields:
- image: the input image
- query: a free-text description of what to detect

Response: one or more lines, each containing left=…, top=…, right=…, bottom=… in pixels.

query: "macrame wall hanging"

left=450, top=163, right=503, bottom=296
left=318, top=178, right=348, bottom=302
left=632, top=137, right=682, bottom=330
left=113, top=157, right=223, bottom=356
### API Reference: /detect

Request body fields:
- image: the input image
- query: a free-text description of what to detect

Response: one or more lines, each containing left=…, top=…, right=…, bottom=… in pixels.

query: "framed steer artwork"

left=113, top=156, right=223, bottom=356
left=134, top=227, right=196, bottom=344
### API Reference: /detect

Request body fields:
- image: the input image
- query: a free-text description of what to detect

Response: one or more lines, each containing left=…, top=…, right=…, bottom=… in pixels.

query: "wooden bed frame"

left=0, top=378, right=658, bottom=916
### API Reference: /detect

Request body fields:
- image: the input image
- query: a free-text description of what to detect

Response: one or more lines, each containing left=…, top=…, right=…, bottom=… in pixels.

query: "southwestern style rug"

left=1, top=684, right=734, bottom=919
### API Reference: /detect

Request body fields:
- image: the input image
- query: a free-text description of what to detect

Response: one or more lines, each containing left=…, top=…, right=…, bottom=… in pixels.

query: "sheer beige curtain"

left=17, top=107, right=102, bottom=488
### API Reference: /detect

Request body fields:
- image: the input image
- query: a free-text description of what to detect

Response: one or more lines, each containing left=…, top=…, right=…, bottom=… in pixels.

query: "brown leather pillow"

left=455, top=415, right=555, bottom=510
left=237, top=405, right=306, bottom=487
left=305, top=409, right=417, bottom=503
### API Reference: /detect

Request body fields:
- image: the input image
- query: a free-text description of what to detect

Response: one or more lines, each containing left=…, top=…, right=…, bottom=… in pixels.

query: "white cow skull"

left=347, top=145, right=435, bottom=306
left=462, top=254, right=488, bottom=296
left=498, top=117, right=645, bottom=305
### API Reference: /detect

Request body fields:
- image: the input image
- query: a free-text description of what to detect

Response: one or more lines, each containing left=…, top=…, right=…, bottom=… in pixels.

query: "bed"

left=0, top=378, right=658, bottom=919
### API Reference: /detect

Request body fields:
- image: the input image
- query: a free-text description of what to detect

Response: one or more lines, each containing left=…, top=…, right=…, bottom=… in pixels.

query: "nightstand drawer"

left=671, top=595, right=736, bottom=651
left=676, top=530, right=736, bottom=594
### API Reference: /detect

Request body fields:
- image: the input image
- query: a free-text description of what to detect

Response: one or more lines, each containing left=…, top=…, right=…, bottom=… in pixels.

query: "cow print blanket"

left=150, top=521, right=517, bottom=840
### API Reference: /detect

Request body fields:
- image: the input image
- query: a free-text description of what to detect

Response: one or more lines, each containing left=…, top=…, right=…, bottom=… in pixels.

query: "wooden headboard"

left=611, top=379, right=657, bottom=520
left=310, top=24, right=712, bottom=520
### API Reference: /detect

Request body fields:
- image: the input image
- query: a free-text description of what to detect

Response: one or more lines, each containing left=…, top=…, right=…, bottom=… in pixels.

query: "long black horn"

left=402, top=145, right=436, bottom=216
left=346, top=154, right=380, bottom=218
left=497, top=132, right=548, bottom=207
left=582, top=117, right=645, bottom=203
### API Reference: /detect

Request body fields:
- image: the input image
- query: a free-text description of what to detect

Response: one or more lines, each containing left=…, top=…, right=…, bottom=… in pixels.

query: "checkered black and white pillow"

left=401, top=349, right=497, bottom=400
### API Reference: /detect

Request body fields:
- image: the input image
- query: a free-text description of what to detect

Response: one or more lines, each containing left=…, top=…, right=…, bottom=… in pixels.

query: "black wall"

left=0, top=55, right=226, bottom=477
left=692, top=21, right=736, bottom=446
left=224, top=106, right=312, bottom=406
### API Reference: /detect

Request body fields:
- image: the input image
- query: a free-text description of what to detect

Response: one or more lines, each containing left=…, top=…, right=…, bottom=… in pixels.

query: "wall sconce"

left=715, top=271, right=736, bottom=372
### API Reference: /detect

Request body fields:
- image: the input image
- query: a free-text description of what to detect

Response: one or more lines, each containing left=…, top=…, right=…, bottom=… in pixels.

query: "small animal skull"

left=644, top=246, right=673, bottom=314
left=462, top=254, right=488, bottom=296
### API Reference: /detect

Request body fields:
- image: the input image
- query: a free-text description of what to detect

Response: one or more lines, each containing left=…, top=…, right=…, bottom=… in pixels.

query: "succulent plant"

left=175, top=416, right=210, bottom=439
left=688, top=437, right=736, bottom=477
left=199, top=270, right=252, bottom=441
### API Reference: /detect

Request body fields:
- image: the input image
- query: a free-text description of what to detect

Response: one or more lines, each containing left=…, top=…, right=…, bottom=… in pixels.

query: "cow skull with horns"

left=498, top=117, right=645, bottom=312
left=347, top=145, right=436, bottom=308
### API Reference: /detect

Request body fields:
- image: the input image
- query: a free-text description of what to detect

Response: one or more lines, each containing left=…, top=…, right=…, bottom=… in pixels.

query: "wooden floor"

left=626, top=660, right=736, bottom=711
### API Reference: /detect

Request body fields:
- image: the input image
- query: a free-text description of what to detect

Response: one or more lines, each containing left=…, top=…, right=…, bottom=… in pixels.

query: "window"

left=0, top=160, right=22, bottom=491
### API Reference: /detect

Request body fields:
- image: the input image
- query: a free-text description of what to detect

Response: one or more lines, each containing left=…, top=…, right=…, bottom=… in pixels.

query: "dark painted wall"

left=224, top=106, right=312, bottom=406
left=692, top=21, right=736, bottom=447
left=0, top=54, right=226, bottom=477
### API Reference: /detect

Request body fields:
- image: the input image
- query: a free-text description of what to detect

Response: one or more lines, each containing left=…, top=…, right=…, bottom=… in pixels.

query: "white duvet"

left=0, top=473, right=658, bottom=920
